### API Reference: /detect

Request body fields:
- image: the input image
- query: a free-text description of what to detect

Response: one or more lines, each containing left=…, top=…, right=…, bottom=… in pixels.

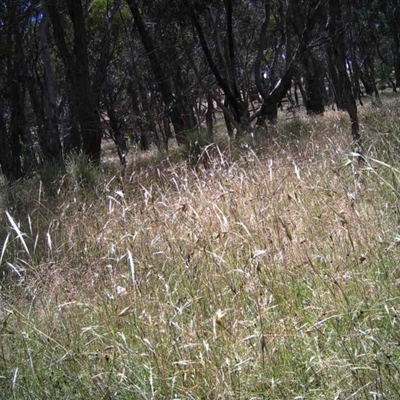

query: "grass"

left=1, top=94, right=400, bottom=399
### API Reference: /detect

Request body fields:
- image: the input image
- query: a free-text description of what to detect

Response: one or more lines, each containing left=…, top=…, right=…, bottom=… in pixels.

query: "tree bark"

left=0, top=1, right=36, bottom=180
left=47, top=0, right=102, bottom=163
left=382, top=1, right=400, bottom=88
left=38, top=3, right=63, bottom=164
left=206, top=92, right=214, bottom=134
left=303, top=53, right=326, bottom=115
left=187, top=4, right=248, bottom=131
left=254, top=0, right=299, bottom=124
left=126, top=0, right=195, bottom=144
left=46, top=0, right=81, bottom=155
left=65, top=0, right=102, bottom=163
left=0, top=101, right=15, bottom=181
left=328, top=0, right=361, bottom=151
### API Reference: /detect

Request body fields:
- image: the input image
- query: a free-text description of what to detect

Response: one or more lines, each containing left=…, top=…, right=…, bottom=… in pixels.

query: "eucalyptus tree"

left=183, top=0, right=251, bottom=132
left=252, top=0, right=328, bottom=123
left=2, top=0, right=400, bottom=183
left=45, top=0, right=122, bottom=163
left=327, top=0, right=361, bottom=150
left=344, top=1, right=380, bottom=102
left=37, top=2, right=63, bottom=164
left=379, top=0, right=400, bottom=88
left=125, top=0, right=198, bottom=145
left=296, top=1, right=328, bottom=115
left=0, top=1, right=36, bottom=180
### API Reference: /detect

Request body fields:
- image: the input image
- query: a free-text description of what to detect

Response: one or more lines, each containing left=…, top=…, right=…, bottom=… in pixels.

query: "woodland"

left=1, top=1, right=400, bottom=399
left=1, top=0, right=399, bottom=178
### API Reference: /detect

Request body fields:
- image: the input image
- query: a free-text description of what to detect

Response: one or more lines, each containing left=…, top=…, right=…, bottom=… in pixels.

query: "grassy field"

left=1, top=95, right=400, bottom=399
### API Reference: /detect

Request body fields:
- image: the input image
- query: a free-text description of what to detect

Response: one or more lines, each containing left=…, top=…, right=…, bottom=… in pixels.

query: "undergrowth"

left=1, top=95, right=400, bottom=399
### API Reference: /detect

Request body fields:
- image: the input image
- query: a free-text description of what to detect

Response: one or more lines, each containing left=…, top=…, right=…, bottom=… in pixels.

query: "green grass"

left=1, top=95, right=400, bottom=399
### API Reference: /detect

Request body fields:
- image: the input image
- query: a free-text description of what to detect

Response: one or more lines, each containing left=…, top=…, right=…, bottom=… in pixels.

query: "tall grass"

left=1, top=95, right=400, bottom=399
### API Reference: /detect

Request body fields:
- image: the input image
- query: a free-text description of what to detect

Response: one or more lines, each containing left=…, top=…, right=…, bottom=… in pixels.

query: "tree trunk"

left=65, top=0, right=102, bottom=163
left=254, top=0, right=320, bottom=124
left=187, top=5, right=248, bottom=131
left=385, top=2, right=400, bottom=88
left=328, top=0, right=361, bottom=151
left=46, top=0, right=80, bottom=156
left=253, top=1, right=271, bottom=107
left=256, top=67, right=295, bottom=125
left=358, top=54, right=380, bottom=100
left=0, top=101, right=15, bottom=181
left=1, top=2, right=36, bottom=180
left=347, top=55, right=363, bottom=105
left=126, top=0, right=194, bottom=143
left=38, top=4, right=63, bottom=164
left=63, top=89, right=82, bottom=155
left=223, top=98, right=234, bottom=136
left=47, top=0, right=102, bottom=163
left=92, top=0, right=122, bottom=106
left=106, top=104, right=127, bottom=165
left=303, top=53, right=325, bottom=115
left=206, top=92, right=214, bottom=134
left=172, top=70, right=198, bottom=143
left=9, top=81, right=29, bottom=179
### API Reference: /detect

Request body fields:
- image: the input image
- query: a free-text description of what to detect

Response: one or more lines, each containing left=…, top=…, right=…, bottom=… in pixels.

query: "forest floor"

left=1, top=92, right=400, bottom=399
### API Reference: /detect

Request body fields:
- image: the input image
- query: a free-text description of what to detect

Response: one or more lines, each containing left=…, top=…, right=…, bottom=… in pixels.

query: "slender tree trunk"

left=364, top=56, right=380, bottom=100
left=254, top=0, right=310, bottom=124
left=254, top=1, right=271, bottom=105
left=386, top=2, right=400, bottom=88
left=46, top=0, right=81, bottom=155
left=25, top=76, right=47, bottom=161
left=348, top=55, right=364, bottom=105
left=223, top=0, right=242, bottom=105
left=126, top=0, right=194, bottom=143
left=186, top=5, right=248, bottom=131
left=47, top=0, right=102, bottom=163
left=257, top=70, right=295, bottom=124
left=172, top=69, right=197, bottom=137
left=1, top=2, right=36, bottom=180
left=303, top=53, right=325, bottom=115
left=223, top=98, right=234, bottom=136
left=92, top=0, right=122, bottom=105
left=328, top=0, right=361, bottom=151
left=105, top=103, right=127, bottom=165
left=38, top=3, right=63, bottom=164
left=64, top=89, right=82, bottom=155
left=65, top=0, right=102, bottom=163
left=126, top=82, right=150, bottom=151
left=0, top=101, right=15, bottom=181
left=9, top=81, right=29, bottom=178
left=127, top=57, right=158, bottom=149
left=206, top=92, right=214, bottom=134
